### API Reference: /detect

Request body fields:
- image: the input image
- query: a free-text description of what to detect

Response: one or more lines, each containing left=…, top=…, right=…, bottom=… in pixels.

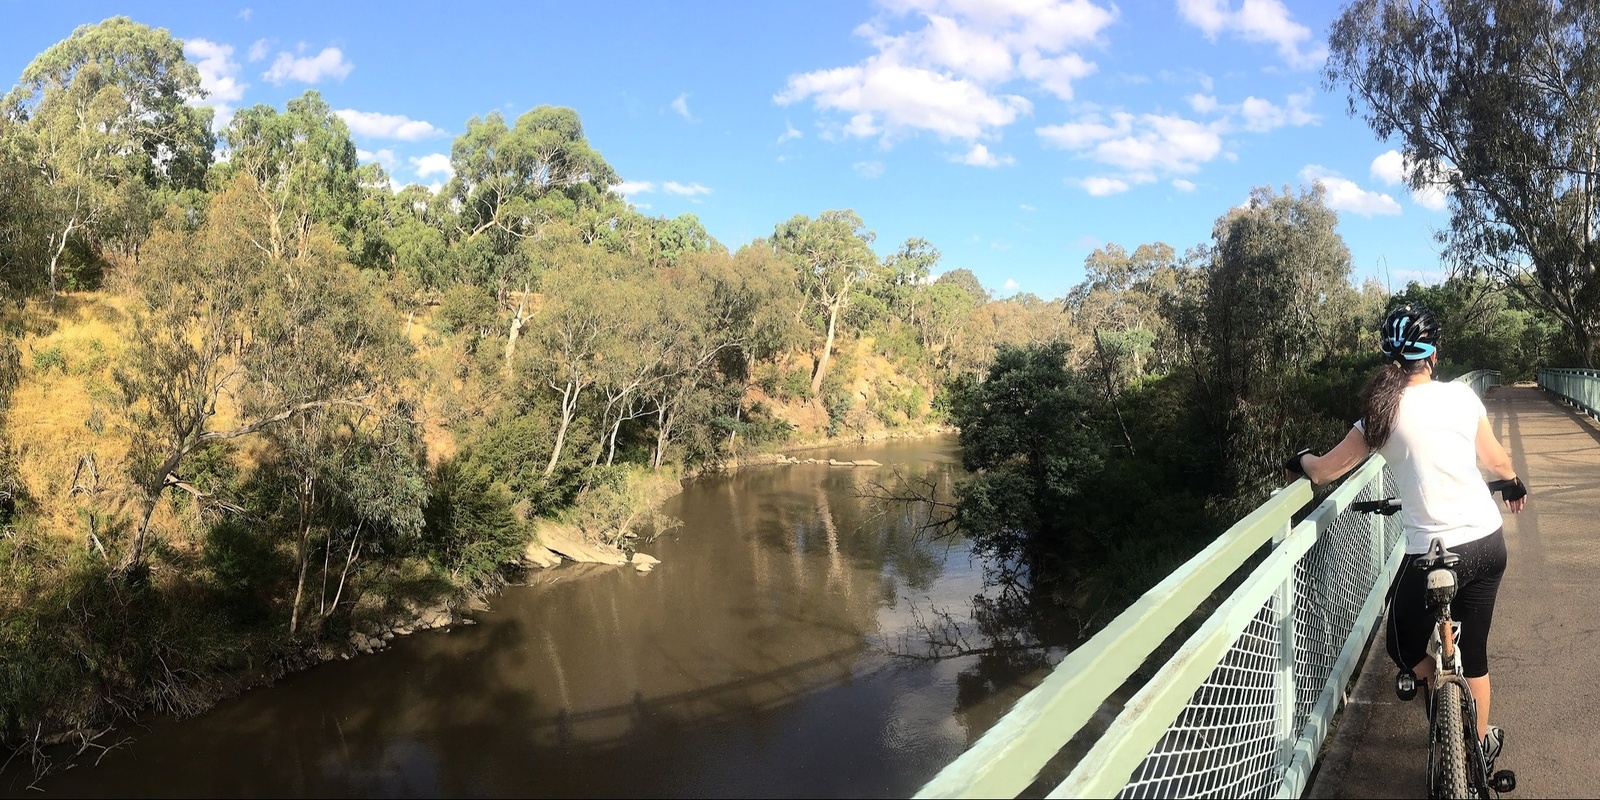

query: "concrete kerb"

left=1305, top=613, right=1395, bottom=798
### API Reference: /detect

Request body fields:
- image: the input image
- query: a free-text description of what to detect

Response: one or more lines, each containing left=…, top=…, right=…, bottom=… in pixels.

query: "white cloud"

left=1080, top=175, right=1131, bottom=196
left=1188, top=93, right=1219, bottom=114
left=1172, top=178, right=1197, bottom=191
left=1044, top=111, right=1225, bottom=194
left=615, top=180, right=656, bottom=196
left=1370, top=149, right=1453, bottom=211
left=263, top=46, right=353, bottom=85
left=954, top=143, right=1015, bottom=167
left=1237, top=89, right=1318, bottom=131
left=1020, top=203, right=1036, bottom=211
left=356, top=148, right=397, bottom=169
left=1018, top=50, right=1097, bottom=101
left=184, top=39, right=247, bottom=104
left=1370, top=149, right=1406, bottom=185
left=777, top=121, right=803, bottom=143
left=777, top=59, right=1031, bottom=142
left=774, top=0, right=1117, bottom=143
left=671, top=92, right=692, bottom=120
left=1412, top=185, right=1449, bottom=211
left=247, top=39, right=270, bottom=62
left=853, top=161, right=886, bottom=179
left=1036, top=111, right=1133, bottom=149
left=1300, top=165, right=1401, bottom=217
left=1178, top=0, right=1326, bottom=69
left=663, top=181, right=713, bottom=196
left=1043, top=112, right=1221, bottom=174
left=1003, top=278, right=1020, bottom=290
left=238, top=7, right=252, bottom=21
left=336, top=109, right=442, bottom=141
left=410, top=153, right=453, bottom=180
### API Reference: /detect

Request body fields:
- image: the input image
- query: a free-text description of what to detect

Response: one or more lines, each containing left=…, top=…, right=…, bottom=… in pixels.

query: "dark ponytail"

left=1359, top=359, right=1429, bottom=449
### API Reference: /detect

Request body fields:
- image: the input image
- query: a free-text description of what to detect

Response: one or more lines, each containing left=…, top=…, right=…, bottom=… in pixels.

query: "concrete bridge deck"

left=1310, top=385, right=1600, bottom=799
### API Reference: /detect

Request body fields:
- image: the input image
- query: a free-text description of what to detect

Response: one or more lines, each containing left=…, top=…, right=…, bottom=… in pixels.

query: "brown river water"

left=16, top=437, right=1069, bottom=798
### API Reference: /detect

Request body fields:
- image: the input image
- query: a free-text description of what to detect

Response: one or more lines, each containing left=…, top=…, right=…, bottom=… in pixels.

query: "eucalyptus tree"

left=3, top=16, right=213, bottom=301
left=0, top=117, right=47, bottom=298
left=222, top=91, right=360, bottom=262
left=880, top=237, right=941, bottom=320
left=655, top=213, right=718, bottom=267
left=1182, top=185, right=1359, bottom=500
left=252, top=256, right=412, bottom=635
left=1327, top=0, right=1600, bottom=365
left=773, top=210, right=878, bottom=397
left=447, top=106, right=619, bottom=304
left=115, top=179, right=405, bottom=574
left=640, top=254, right=764, bottom=467
left=526, top=247, right=632, bottom=478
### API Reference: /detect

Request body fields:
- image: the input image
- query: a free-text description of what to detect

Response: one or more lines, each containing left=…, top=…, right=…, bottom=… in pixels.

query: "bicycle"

left=1352, top=496, right=1518, bottom=799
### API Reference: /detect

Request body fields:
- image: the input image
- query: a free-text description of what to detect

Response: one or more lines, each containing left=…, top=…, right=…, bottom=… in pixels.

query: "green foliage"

left=203, top=517, right=291, bottom=626
left=949, top=342, right=1105, bottom=562
left=1327, top=0, right=1600, bottom=366
left=1391, top=277, right=1565, bottom=381
left=871, top=381, right=925, bottom=427
left=774, top=365, right=813, bottom=401
left=557, top=464, right=681, bottom=548
left=30, top=346, right=65, bottom=373
left=460, top=410, right=557, bottom=506
left=435, top=282, right=497, bottom=336
left=1, top=526, right=263, bottom=741
left=422, top=459, right=527, bottom=590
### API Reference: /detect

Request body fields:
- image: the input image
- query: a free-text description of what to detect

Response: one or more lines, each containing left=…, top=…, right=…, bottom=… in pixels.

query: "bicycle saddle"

left=1415, top=537, right=1461, bottom=570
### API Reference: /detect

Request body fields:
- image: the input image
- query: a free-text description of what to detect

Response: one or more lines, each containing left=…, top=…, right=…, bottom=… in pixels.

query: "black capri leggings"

left=1385, top=529, right=1507, bottom=679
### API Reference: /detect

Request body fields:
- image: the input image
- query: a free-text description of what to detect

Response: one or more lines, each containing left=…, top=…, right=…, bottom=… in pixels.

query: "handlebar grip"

left=1487, top=478, right=1527, bottom=502
left=1351, top=498, right=1402, bottom=515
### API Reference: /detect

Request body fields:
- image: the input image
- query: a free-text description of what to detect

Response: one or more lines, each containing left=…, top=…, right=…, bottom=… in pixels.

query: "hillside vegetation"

left=2, top=11, right=1590, bottom=766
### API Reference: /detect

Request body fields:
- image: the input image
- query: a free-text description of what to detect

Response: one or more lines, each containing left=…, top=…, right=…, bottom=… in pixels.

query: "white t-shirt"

left=1354, top=380, right=1503, bottom=553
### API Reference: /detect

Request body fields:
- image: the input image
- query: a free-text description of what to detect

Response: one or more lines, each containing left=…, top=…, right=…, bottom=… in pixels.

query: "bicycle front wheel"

left=1432, top=681, right=1469, bottom=798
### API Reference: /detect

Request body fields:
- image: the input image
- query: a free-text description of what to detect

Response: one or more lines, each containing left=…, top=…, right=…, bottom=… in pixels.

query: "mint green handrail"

left=1538, top=368, right=1600, bottom=420
left=918, top=371, right=1499, bottom=799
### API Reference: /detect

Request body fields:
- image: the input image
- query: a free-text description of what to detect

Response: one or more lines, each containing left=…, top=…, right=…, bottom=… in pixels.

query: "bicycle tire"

left=1432, top=682, right=1470, bottom=798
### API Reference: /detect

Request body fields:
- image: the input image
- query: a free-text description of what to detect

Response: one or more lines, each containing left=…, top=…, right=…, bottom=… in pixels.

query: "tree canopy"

left=1327, top=0, right=1600, bottom=365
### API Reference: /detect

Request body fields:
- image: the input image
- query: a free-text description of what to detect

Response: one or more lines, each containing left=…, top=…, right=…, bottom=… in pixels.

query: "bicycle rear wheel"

left=1432, top=682, right=1469, bottom=798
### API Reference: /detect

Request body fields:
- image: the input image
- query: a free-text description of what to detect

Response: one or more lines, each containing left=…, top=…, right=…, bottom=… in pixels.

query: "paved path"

left=1310, top=385, right=1600, bottom=799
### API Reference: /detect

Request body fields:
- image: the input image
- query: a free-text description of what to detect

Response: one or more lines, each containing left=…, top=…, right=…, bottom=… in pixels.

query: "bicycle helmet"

left=1380, top=303, right=1440, bottom=362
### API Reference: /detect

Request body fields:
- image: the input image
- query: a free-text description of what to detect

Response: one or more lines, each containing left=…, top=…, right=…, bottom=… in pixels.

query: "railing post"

left=1274, top=521, right=1297, bottom=771
left=1370, top=471, right=1386, bottom=587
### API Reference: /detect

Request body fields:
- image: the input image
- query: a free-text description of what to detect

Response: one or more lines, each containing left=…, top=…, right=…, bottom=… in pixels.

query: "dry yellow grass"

left=6, top=292, right=145, bottom=540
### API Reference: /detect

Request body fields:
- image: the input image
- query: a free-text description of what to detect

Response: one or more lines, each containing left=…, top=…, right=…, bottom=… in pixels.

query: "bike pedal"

left=1490, top=769, right=1516, bottom=793
left=1395, top=670, right=1418, bottom=701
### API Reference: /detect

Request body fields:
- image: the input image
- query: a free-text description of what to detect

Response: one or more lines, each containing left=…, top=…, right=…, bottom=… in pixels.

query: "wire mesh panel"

left=1117, top=601, right=1288, bottom=798
left=1108, top=468, right=1403, bottom=800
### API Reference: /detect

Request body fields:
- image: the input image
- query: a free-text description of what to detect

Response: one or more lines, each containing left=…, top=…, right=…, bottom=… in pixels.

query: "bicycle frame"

left=1351, top=497, right=1518, bottom=798
left=1422, top=560, right=1496, bottom=798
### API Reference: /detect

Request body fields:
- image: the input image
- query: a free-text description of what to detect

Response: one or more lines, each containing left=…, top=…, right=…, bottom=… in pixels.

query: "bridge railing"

left=918, top=371, right=1500, bottom=800
left=1538, top=368, right=1600, bottom=420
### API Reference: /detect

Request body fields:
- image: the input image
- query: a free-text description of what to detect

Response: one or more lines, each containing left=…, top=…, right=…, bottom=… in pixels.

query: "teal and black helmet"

left=1380, top=303, right=1439, bottom=362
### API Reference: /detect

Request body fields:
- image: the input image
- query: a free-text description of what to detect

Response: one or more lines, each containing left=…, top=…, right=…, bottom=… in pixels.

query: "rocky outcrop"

left=522, top=539, right=562, bottom=569
left=346, top=601, right=456, bottom=655
left=536, top=522, right=629, bottom=565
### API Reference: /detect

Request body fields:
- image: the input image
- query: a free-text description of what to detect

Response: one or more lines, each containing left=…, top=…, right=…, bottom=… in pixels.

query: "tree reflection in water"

left=864, top=467, right=1084, bottom=751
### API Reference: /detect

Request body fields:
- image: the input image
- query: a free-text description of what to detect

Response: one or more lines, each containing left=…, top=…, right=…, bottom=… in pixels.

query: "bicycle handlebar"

left=1350, top=498, right=1402, bottom=516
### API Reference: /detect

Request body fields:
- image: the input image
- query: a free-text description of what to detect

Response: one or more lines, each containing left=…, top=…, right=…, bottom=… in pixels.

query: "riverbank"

left=13, top=436, right=989, bottom=798
left=1, top=424, right=958, bottom=784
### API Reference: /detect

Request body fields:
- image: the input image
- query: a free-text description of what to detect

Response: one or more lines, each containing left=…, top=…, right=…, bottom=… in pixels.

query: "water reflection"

left=17, top=437, right=1073, bottom=798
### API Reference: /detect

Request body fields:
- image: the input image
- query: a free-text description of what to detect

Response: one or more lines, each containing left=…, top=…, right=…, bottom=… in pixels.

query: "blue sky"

left=1, top=1, right=1450, bottom=299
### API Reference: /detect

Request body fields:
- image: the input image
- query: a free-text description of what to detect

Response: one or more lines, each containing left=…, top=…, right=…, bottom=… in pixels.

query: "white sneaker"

left=1481, top=725, right=1504, bottom=772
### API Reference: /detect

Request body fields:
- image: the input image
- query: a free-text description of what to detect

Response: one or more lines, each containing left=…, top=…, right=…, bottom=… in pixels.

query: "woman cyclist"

left=1284, top=303, right=1527, bottom=770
